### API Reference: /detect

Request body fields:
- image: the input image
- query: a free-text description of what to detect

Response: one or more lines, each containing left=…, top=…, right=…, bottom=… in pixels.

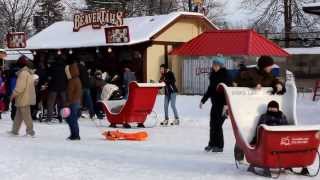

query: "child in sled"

left=250, top=100, right=289, bottom=145
left=248, top=100, right=289, bottom=175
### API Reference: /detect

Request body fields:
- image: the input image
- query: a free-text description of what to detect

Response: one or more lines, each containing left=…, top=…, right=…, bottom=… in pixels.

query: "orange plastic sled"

left=102, top=130, right=148, bottom=141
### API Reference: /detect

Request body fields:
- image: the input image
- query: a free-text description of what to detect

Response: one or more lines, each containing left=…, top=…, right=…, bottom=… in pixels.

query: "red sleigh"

left=218, top=83, right=320, bottom=178
left=99, top=82, right=164, bottom=128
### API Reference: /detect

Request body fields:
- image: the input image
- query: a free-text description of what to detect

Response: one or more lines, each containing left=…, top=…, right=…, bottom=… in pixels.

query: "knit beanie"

left=212, top=56, right=225, bottom=66
left=267, top=100, right=279, bottom=110
left=17, top=55, right=29, bottom=68
left=160, top=64, right=168, bottom=69
left=258, top=56, right=274, bottom=69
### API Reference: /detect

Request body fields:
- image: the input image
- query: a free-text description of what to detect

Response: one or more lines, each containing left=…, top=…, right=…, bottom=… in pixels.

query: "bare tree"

left=125, top=0, right=178, bottom=16
left=174, top=0, right=226, bottom=26
left=0, top=0, right=40, bottom=46
left=203, top=0, right=226, bottom=26
left=34, top=0, right=65, bottom=32
left=241, top=0, right=320, bottom=47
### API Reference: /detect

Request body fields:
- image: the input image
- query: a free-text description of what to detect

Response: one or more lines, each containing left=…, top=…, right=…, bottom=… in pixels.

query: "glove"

left=199, top=102, right=204, bottom=109
left=272, top=84, right=286, bottom=95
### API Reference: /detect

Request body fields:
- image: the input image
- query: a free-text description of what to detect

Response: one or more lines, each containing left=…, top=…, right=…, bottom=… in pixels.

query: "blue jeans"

left=66, top=103, right=80, bottom=138
left=164, top=93, right=179, bottom=120
left=124, top=86, right=129, bottom=100
left=83, top=88, right=95, bottom=117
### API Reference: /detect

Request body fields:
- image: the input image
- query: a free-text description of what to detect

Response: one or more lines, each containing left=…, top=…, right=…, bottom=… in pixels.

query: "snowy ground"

left=0, top=94, right=319, bottom=180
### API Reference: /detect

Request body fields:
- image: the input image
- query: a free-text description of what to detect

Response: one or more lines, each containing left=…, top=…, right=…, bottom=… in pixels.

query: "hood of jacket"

left=16, top=66, right=33, bottom=76
left=65, top=63, right=80, bottom=80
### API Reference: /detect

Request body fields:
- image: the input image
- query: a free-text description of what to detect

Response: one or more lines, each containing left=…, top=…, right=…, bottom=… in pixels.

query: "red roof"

left=170, top=29, right=289, bottom=57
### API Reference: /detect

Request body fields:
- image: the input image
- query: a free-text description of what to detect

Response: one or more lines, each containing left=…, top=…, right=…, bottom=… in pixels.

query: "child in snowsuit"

left=250, top=100, right=289, bottom=145
left=247, top=100, right=289, bottom=176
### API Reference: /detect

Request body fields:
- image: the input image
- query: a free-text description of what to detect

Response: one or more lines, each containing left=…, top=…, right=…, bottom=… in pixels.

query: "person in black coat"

left=123, top=67, right=136, bottom=99
left=200, top=57, right=231, bottom=152
left=46, top=58, right=67, bottom=122
left=32, top=60, right=48, bottom=120
left=78, top=61, right=95, bottom=119
left=159, top=64, right=179, bottom=126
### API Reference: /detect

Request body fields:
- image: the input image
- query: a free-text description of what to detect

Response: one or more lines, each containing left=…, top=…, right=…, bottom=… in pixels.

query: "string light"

left=57, top=50, right=62, bottom=55
left=108, top=47, right=112, bottom=53
left=69, top=49, right=73, bottom=54
left=96, top=48, right=100, bottom=53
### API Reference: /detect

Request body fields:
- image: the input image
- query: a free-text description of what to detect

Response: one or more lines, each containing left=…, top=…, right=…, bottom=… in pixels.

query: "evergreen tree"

left=35, top=0, right=65, bottom=32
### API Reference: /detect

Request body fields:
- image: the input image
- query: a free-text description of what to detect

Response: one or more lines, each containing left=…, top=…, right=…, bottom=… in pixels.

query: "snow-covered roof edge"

left=171, top=11, right=219, bottom=30
left=303, top=2, right=320, bottom=8
left=3, top=49, right=33, bottom=61
left=284, top=47, right=320, bottom=55
left=25, top=12, right=218, bottom=50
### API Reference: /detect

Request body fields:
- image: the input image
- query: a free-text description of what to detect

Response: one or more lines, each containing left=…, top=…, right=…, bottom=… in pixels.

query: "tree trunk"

left=188, top=0, right=192, bottom=12
left=284, top=0, right=293, bottom=48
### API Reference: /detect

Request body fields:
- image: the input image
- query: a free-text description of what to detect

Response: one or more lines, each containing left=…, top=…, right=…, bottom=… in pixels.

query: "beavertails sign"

left=73, top=9, right=125, bottom=32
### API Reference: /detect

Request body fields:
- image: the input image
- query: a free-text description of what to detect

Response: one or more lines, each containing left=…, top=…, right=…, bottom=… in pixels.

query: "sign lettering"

left=73, top=9, right=125, bottom=32
left=280, top=136, right=310, bottom=146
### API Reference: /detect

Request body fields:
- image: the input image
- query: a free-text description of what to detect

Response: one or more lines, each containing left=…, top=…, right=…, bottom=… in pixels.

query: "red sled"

left=218, top=83, right=320, bottom=178
left=99, top=82, right=164, bottom=128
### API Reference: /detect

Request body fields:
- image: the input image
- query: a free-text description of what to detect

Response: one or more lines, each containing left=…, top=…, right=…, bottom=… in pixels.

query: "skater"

left=78, top=61, right=95, bottom=119
left=65, top=60, right=82, bottom=140
left=233, top=56, right=286, bottom=161
left=46, top=57, right=67, bottom=123
left=32, top=60, right=47, bottom=120
left=91, top=70, right=106, bottom=119
left=159, top=64, right=179, bottom=126
left=0, top=70, right=6, bottom=119
left=8, top=57, right=36, bottom=137
left=8, top=63, right=19, bottom=121
left=200, top=57, right=231, bottom=152
left=0, top=49, right=7, bottom=119
left=122, top=67, right=136, bottom=99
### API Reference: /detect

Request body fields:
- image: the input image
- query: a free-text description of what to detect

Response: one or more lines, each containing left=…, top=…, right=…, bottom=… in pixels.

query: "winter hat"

left=212, top=56, right=225, bottom=66
left=17, top=55, right=29, bottom=68
left=258, top=56, right=274, bottom=69
left=267, top=100, right=279, bottom=110
left=160, top=64, right=168, bottom=69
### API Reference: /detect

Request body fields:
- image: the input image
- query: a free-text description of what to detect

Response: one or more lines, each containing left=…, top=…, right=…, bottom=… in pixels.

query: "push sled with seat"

left=218, top=82, right=320, bottom=178
left=99, top=82, right=164, bottom=128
